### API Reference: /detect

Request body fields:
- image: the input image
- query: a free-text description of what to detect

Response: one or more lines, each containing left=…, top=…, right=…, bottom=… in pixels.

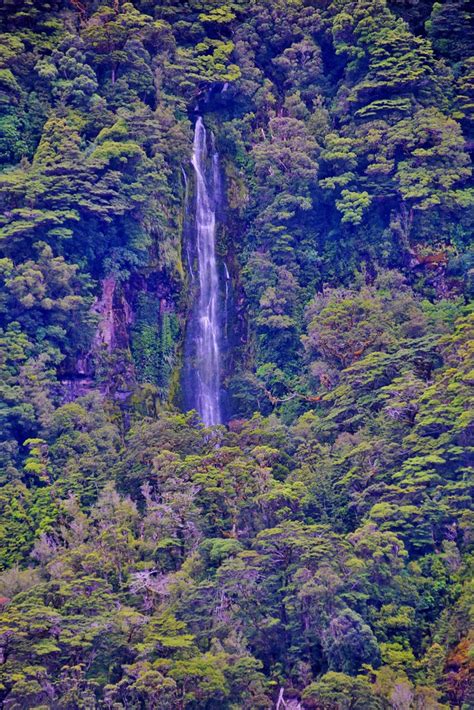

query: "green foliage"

left=302, top=671, right=384, bottom=709
left=131, top=293, right=180, bottom=397
left=0, top=0, right=472, bottom=707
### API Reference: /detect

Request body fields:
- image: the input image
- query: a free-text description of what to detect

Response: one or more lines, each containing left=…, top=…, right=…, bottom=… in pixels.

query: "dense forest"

left=0, top=0, right=473, bottom=707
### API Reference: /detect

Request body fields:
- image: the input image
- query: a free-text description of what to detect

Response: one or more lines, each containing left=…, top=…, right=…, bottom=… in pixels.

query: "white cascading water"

left=191, top=116, right=222, bottom=426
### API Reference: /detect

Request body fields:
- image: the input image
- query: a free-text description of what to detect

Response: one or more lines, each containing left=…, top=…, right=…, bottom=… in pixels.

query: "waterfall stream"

left=189, top=116, right=222, bottom=426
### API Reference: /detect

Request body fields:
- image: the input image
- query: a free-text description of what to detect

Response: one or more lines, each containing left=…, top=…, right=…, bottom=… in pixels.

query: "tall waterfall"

left=188, top=116, right=222, bottom=426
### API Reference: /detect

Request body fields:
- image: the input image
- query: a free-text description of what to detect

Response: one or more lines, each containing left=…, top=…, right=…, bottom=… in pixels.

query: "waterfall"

left=188, top=116, right=222, bottom=426
left=223, top=261, right=232, bottom=346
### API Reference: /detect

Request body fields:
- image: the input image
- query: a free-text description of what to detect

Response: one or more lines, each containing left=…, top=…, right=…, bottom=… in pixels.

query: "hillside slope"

left=0, top=1, right=472, bottom=708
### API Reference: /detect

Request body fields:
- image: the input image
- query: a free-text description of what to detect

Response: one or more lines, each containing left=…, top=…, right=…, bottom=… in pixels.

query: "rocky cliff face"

left=60, top=276, right=134, bottom=402
left=92, top=277, right=133, bottom=353
left=61, top=262, right=187, bottom=409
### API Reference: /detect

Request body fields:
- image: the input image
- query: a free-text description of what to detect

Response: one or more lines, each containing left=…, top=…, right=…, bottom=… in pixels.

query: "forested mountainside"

left=0, top=0, right=473, bottom=707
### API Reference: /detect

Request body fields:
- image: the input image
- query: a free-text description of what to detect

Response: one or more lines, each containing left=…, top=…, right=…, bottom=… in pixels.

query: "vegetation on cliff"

left=0, top=1, right=472, bottom=708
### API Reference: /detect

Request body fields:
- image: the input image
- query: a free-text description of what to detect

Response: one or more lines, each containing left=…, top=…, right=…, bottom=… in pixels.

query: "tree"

left=302, top=671, right=384, bottom=709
